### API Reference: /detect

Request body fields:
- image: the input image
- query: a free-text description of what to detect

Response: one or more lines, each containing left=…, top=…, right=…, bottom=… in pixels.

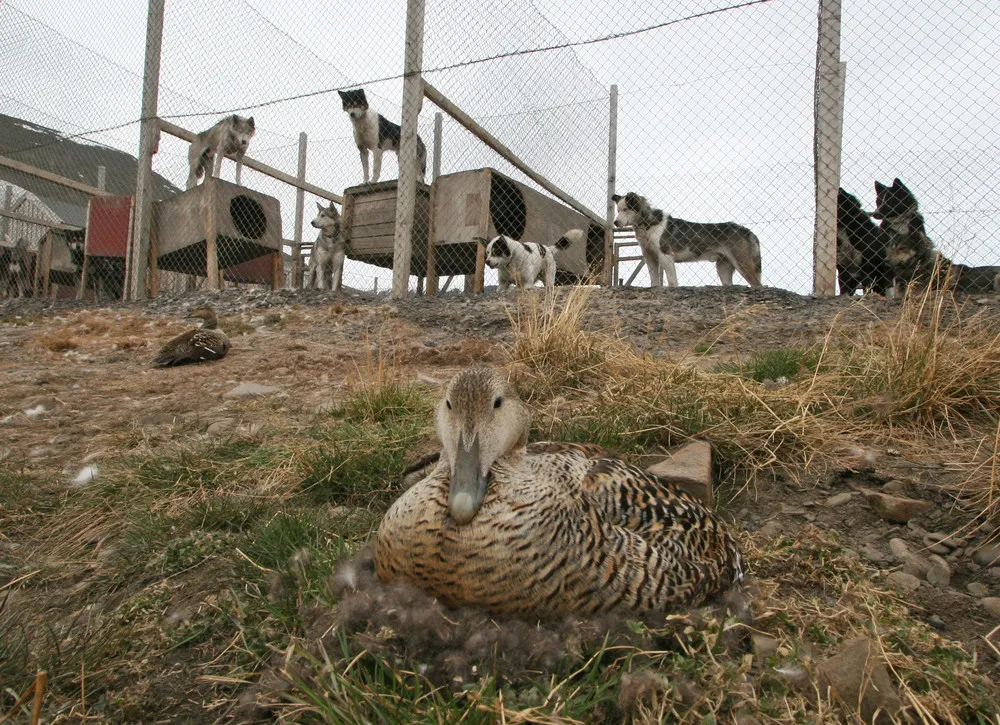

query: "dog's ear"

left=892, top=178, right=903, bottom=188
left=611, top=194, right=621, bottom=202
left=247, top=117, right=255, bottom=130
left=316, top=201, right=324, bottom=211
left=874, top=181, right=887, bottom=194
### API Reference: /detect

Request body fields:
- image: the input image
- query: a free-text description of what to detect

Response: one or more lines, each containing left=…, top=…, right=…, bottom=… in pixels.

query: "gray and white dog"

left=305, top=201, right=346, bottom=292
left=612, top=192, right=762, bottom=287
left=483, top=234, right=571, bottom=289
left=186, top=114, right=256, bottom=190
left=338, top=89, right=426, bottom=184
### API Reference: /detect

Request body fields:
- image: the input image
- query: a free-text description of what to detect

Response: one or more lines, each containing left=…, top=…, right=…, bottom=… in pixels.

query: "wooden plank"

left=0, top=208, right=80, bottom=231
left=603, top=84, right=618, bottom=287
left=205, top=177, right=219, bottom=289
left=423, top=81, right=603, bottom=226
left=426, top=111, right=443, bottom=295
left=0, top=155, right=111, bottom=198
left=157, top=119, right=343, bottom=204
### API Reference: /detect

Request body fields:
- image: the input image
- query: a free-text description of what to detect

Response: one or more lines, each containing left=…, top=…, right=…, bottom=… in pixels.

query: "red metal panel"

left=86, top=195, right=132, bottom=258
left=224, top=253, right=273, bottom=284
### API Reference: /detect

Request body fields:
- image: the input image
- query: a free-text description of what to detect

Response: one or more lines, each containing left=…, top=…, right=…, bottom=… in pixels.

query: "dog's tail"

left=750, top=231, right=763, bottom=287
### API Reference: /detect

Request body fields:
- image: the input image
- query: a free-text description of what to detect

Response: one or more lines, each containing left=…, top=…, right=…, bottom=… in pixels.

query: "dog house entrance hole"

left=230, top=196, right=267, bottom=239
left=489, top=175, right=526, bottom=239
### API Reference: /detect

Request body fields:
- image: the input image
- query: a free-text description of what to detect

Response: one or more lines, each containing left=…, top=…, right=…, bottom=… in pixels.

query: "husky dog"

left=338, top=89, right=427, bottom=184
left=483, top=235, right=571, bottom=289
left=836, top=188, right=891, bottom=296
left=186, top=114, right=256, bottom=190
left=67, top=236, right=125, bottom=301
left=304, top=201, right=347, bottom=292
left=0, top=238, right=34, bottom=298
left=874, top=178, right=1000, bottom=295
left=612, top=192, right=761, bottom=287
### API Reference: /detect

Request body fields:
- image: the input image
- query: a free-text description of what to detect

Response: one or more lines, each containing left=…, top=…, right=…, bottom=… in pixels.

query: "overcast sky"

left=2, top=0, right=997, bottom=293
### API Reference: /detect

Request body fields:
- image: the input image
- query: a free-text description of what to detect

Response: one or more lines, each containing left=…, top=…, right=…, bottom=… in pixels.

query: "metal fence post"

left=813, top=0, right=844, bottom=297
left=392, top=0, right=426, bottom=299
left=129, top=0, right=164, bottom=300
left=604, top=83, right=618, bottom=287
left=293, top=131, right=308, bottom=289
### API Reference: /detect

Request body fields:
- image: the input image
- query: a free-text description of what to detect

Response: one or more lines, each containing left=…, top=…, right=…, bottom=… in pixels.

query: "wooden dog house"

left=152, top=177, right=283, bottom=289
left=339, top=169, right=606, bottom=293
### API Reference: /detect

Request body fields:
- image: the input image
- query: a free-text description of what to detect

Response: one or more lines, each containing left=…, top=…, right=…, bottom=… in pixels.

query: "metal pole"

left=129, top=0, right=164, bottom=300
left=391, top=0, right=426, bottom=299
left=812, top=0, right=844, bottom=297
left=604, top=84, right=618, bottom=286
left=425, top=111, right=443, bottom=295
left=292, top=132, right=308, bottom=289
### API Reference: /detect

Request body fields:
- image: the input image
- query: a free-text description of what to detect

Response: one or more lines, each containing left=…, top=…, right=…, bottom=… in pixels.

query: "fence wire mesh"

left=1, top=0, right=998, bottom=299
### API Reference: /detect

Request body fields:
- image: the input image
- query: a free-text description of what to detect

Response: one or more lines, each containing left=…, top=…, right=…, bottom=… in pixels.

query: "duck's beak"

left=448, top=432, right=489, bottom=525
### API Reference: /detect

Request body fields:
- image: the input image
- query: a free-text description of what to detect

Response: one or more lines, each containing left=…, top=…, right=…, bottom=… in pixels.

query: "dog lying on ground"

left=338, top=88, right=426, bottom=184
left=304, top=200, right=347, bottom=292
left=836, top=188, right=891, bottom=296
left=483, top=235, right=571, bottom=289
left=873, top=178, right=1000, bottom=295
left=186, top=114, right=256, bottom=189
left=612, top=192, right=761, bottom=287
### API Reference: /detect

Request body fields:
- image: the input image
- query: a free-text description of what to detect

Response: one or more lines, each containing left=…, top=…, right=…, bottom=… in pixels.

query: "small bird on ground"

left=152, top=306, right=230, bottom=367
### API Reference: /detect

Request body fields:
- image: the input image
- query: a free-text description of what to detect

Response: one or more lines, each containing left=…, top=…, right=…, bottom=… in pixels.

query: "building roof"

left=0, top=113, right=179, bottom=225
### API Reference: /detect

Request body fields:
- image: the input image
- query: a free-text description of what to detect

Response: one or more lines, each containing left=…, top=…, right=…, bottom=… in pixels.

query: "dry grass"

left=506, top=284, right=1000, bottom=519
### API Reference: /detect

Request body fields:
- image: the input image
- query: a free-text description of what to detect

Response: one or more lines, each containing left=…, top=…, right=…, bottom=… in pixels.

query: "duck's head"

left=186, top=307, right=219, bottom=329
left=436, top=367, right=530, bottom=526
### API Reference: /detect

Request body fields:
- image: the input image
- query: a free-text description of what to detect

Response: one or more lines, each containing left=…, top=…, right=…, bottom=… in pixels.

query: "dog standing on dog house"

left=186, top=114, right=256, bottom=190
left=338, top=88, right=427, bottom=184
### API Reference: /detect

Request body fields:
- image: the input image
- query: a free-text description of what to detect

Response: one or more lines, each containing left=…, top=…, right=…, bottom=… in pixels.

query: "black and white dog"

left=483, top=235, right=571, bottom=289
left=612, top=192, right=762, bottom=287
left=0, top=238, right=34, bottom=298
left=304, top=201, right=347, bottom=292
left=186, top=114, right=256, bottom=190
left=338, top=89, right=426, bottom=184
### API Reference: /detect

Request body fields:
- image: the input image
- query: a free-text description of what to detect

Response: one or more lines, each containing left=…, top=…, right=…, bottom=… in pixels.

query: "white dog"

left=305, top=201, right=346, bottom=291
left=483, top=235, right=571, bottom=289
left=186, top=114, right=256, bottom=190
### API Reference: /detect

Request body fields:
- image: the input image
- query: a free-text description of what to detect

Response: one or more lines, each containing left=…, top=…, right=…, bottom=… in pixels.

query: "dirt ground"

left=2, top=284, right=1000, bottom=721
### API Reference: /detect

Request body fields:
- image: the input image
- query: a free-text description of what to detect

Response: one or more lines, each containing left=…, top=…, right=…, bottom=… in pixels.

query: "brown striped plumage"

left=375, top=367, right=744, bottom=619
left=153, top=306, right=230, bottom=367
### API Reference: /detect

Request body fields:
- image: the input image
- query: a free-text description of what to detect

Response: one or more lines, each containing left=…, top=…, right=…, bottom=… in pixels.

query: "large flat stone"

left=817, top=638, right=902, bottom=724
left=645, top=439, right=713, bottom=506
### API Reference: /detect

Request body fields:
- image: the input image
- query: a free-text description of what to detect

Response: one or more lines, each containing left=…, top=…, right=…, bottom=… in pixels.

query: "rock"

left=981, top=598, right=1000, bottom=619
left=972, top=546, right=1000, bottom=568
left=138, top=412, right=180, bottom=426
left=312, top=397, right=336, bottom=415
left=886, top=572, right=922, bottom=591
left=825, top=492, right=853, bottom=507
left=752, top=634, right=780, bottom=662
left=206, top=418, right=237, bottom=437
left=966, top=582, right=989, bottom=597
left=816, top=638, right=902, bottom=725
left=881, top=480, right=908, bottom=495
left=902, top=554, right=932, bottom=579
left=924, top=541, right=951, bottom=556
left=864, top=491, right=932, bottom=524
left=860, top=545, right=887, bottom=564
left=927, top=615, right=946, bottom=630
left=223, top=382, right=279, bottom=399
left=988, top=567, right=1000, bottom=582
left=645, top=439, right=713, bottom=506
left=925, top=532, right=960, bottom=550
left=888, top=538, right=911, bottom=561
left=757, top=521, right=783, bottom=538
left=925, top=555, right=951, bottom=588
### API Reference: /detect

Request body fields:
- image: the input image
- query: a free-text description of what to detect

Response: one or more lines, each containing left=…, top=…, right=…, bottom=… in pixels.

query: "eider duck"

left=152, top=306, right=230, bottom=367
left=375, top=367, right=744, bottom=619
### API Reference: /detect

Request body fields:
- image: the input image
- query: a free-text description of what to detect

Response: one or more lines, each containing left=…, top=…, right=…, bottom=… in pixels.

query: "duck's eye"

left=445, top=400, right=452, bottom=410
left=493, top=396, right=503, bottom=409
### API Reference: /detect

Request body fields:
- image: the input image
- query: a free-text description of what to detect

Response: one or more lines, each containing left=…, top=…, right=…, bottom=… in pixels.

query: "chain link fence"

left=1, top=0, right=997, bottom=299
